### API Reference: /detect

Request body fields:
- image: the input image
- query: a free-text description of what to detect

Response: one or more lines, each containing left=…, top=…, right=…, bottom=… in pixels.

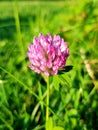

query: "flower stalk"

left=27, top=33, right=70, bottom=130
left=46, top=76, right=50, bottom=122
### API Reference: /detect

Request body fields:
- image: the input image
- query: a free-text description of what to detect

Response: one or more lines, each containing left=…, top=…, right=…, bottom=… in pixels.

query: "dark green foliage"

left=58, top=66, right=73, bottom=74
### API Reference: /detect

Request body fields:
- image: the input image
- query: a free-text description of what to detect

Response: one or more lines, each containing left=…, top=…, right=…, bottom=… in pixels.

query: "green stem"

left=13, top=0, right=24, bottom=57
left=46, top=76, right=50, bottom=129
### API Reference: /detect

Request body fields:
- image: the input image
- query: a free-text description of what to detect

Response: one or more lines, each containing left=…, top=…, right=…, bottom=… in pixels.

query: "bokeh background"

left=0, top=0, right=98, bottom=130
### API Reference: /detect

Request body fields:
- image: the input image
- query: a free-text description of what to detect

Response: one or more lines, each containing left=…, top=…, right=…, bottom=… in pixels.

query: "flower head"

left=27, top=34, right=69, bottom=76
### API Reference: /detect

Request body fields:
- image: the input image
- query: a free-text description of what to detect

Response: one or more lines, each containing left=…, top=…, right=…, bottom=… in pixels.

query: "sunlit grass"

left=0, top=0, right=98, bottom=130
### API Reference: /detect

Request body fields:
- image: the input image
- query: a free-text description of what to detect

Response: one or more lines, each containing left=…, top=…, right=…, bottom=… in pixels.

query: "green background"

left=0, top=0, right=98, bottom=130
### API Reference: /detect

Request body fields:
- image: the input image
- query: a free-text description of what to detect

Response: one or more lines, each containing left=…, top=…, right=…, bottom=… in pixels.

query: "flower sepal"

left=58, top=65, right=73, bottom=75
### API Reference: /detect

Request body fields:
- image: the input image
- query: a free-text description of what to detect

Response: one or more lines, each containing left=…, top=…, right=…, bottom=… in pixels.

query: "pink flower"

left=27, top=34, right=69, bottom=76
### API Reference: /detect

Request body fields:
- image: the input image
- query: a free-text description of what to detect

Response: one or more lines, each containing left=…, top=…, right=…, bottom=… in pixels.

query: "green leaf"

left=46, top=117, right=53, bottom=130
left=67, top=109, right=78, bottom=128
left=68, top=109, right=78, bottom=116
left=53, top=75, right=60, bottom=91
left=0, top=81, right=9, bottom=106
left=38, top=82, right=44, bottom=112
left=53, top=126, right=64, bottom=130
left=58, top=74, right=70, bottom=87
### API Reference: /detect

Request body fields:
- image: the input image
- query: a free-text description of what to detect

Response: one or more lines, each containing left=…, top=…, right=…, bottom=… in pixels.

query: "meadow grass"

left=0, top=0, right=98, bottom=130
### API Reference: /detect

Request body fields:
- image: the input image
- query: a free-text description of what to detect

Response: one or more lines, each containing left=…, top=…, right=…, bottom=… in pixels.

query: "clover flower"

left=27, top=34, right=69, bottom=76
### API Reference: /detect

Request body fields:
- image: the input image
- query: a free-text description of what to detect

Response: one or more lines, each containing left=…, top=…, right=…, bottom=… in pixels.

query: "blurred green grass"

left=0, top=0, right=98, bottom=130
